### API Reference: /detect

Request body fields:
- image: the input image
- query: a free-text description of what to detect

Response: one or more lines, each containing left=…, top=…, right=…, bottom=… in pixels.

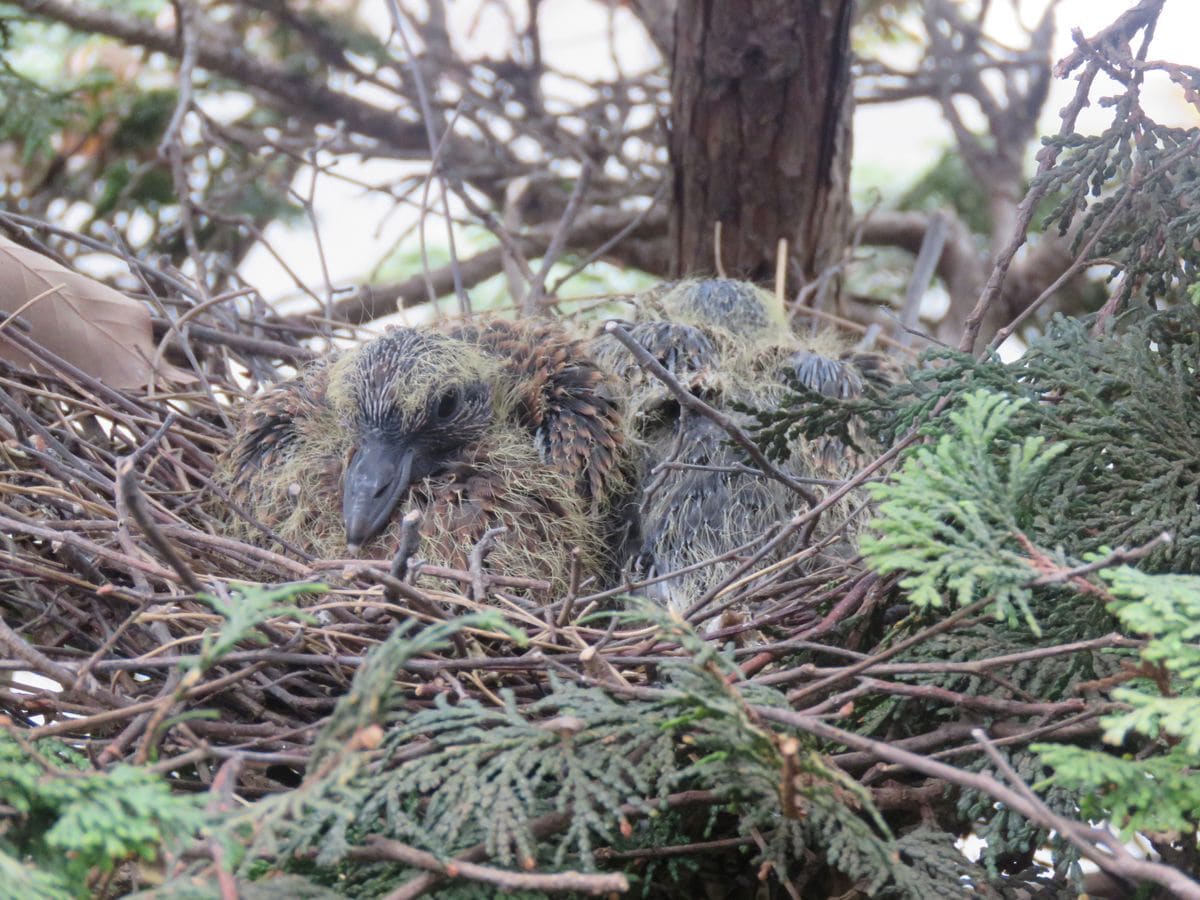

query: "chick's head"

left=326, top=328, right=499, bottom=548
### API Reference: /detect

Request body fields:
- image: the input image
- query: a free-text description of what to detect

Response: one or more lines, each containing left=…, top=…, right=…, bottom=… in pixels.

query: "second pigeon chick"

left=593, top=279, right=892, bottom=612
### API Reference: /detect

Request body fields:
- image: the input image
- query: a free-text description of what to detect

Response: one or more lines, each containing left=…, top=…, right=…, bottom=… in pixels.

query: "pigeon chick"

left=592, top=278, right=893, bottom=612
left=215, top=320, right=627, bottom=597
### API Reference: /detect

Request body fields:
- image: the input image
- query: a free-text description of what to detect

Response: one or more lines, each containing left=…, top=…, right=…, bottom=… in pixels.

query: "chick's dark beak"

left=342, top=438, right=417, bottom=550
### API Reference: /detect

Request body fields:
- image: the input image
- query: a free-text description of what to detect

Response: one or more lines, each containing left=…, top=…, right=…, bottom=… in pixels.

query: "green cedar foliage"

left=209, top=604, right=982, bottom=898
left=737, top=300, right=1200, bottom=883
left=0, top=732, right=209, bottom=898
left=191, top=582, right=322, bottom=675
left=1038, top=124, right=1200, bottom=307
left=1034, top=566, right=1200, bottom=840
left=1031, top=24, right=1200, bottom=309
left=0, top=62, right=74, bottom=165
left=861, top=389, right=1067, bottom=631
left=883, top=306, right=1200, bottom=573
left=0, top=5, right=305, bottom=260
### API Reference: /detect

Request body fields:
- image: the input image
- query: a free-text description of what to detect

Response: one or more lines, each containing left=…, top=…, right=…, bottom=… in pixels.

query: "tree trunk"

left=668, top=0, right=855, bottom=300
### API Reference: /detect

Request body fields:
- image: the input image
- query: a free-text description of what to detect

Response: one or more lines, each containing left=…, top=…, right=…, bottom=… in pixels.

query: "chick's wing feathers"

left=446, top=318, right=625, bottom=505
left=227, top=357, right=332, bottom=494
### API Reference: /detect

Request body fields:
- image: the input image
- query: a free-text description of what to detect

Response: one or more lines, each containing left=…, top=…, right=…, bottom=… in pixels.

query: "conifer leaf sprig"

left=861, top=389, right=1068, bottom=631
left=191, top=582, right=323, bottom=674
left=231, top=610, right=981, bottom=897
left=0, top=732, right=209, bottom=896
left=1033, top=566, right=1200, bottom=842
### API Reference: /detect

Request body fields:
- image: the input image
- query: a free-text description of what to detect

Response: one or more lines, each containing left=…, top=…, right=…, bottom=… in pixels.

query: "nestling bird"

left=215, top=319, right=627, bottom=595
left=592, top=279, right=892, bottom=611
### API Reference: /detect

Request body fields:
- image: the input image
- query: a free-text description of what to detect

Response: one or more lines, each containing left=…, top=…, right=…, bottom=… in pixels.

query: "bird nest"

left=0, top=301, right=876, bottom=787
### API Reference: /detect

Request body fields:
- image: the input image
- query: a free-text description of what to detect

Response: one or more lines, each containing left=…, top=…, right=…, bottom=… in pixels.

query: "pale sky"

left=238, top=0, right=1200, bottom=308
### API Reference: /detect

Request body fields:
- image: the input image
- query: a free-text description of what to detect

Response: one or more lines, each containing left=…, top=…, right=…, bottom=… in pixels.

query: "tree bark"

left=668, top=0, right=855, bottom=297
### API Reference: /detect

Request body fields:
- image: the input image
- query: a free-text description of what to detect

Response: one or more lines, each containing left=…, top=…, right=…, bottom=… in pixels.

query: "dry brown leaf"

left=0, top=236, right=190, bottom=389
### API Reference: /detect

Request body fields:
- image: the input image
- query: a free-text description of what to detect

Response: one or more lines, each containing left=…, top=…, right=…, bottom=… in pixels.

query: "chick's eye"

left=434, top=389, right=460, bottom=420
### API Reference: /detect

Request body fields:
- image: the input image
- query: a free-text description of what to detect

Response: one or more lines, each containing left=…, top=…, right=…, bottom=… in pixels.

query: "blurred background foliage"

left=5, top=0, right=1188, bottom=340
